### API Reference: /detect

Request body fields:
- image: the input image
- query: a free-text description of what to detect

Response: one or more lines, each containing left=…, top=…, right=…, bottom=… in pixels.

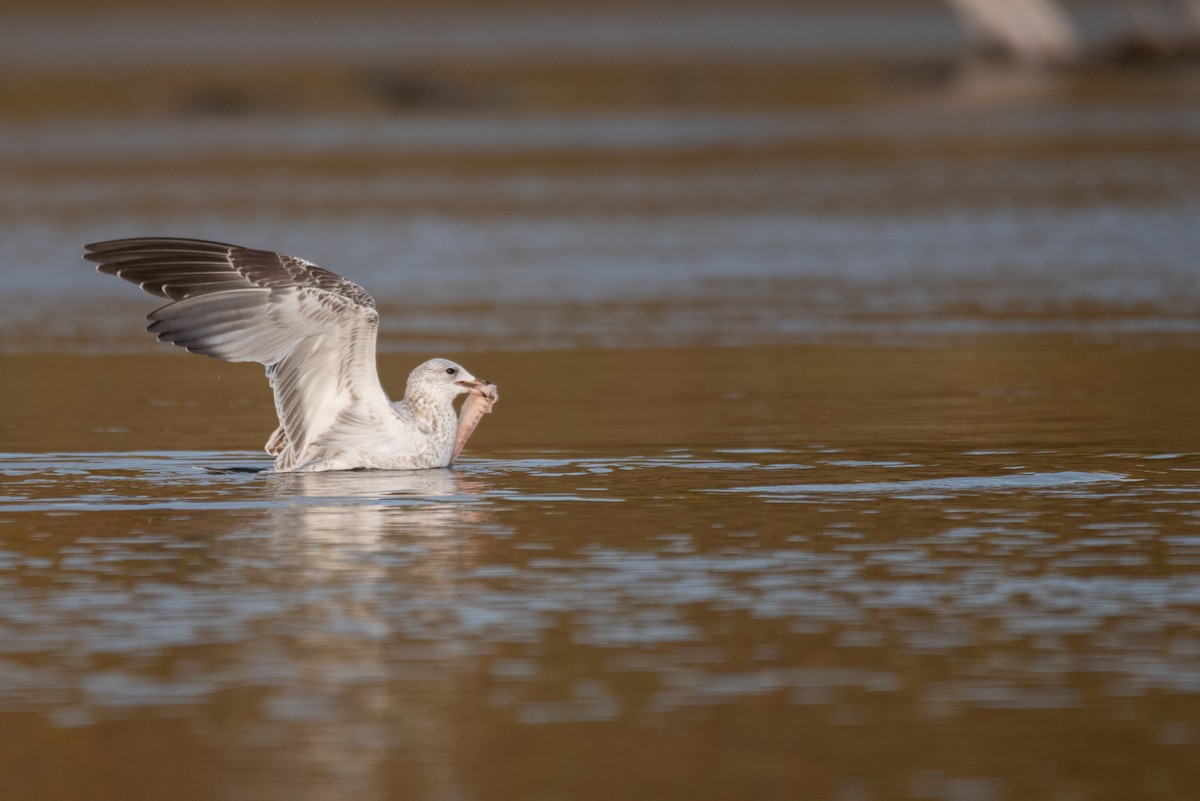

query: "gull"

left=85, top=237, right=497, bottom=472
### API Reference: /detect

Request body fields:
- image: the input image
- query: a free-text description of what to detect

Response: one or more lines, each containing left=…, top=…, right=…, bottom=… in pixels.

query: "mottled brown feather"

left=84, top=237, right=375, bottom=307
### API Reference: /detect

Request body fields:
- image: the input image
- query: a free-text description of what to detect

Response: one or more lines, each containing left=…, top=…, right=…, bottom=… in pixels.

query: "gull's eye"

left=445, top=367, right=457, bottom=376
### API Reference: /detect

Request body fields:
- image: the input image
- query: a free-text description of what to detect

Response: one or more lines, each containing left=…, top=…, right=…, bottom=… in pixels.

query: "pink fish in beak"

left=451, top=381, right=498, bottom=464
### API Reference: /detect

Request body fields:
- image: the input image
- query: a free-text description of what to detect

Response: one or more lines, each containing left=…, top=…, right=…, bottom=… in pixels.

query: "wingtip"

left=85, top=247, right=117, bottom=275
left=83, top=238, right=120, bottom=256
left=83, top=239, right=126, bottom=268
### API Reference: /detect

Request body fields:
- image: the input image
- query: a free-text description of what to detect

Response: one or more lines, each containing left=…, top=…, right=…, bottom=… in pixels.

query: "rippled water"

left=3, top=341, right=1200, bottom=800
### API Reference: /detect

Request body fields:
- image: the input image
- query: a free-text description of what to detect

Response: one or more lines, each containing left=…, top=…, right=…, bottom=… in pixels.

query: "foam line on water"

left=710, top=471, right=1130, bottom=498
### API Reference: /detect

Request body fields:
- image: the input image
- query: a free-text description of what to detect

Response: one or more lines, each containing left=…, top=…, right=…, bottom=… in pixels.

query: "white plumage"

left=86, top=237, right=496, bottom=472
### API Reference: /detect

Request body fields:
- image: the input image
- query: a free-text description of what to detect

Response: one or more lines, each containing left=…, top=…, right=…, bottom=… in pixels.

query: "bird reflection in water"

left=213, top=466, right=506, bottom=800
left=265, top=466, right=497, bottom=540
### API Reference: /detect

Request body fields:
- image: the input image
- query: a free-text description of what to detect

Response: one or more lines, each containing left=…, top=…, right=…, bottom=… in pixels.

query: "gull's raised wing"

left=85, top=237, right=396, bottom=469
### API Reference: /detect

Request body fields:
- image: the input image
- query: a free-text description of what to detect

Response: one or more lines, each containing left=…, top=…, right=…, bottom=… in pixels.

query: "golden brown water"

left=3, top=2, right=1200, bottom=799
left=3, top=342, right=1200, bottom=801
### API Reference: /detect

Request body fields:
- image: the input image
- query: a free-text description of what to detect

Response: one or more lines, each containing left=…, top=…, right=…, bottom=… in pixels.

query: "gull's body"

left=85, top=237, right=493, bottom=472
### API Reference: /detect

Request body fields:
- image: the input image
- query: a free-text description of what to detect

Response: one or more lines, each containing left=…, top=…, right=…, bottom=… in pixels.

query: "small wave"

left=710, top=471, right=1130, bottom=499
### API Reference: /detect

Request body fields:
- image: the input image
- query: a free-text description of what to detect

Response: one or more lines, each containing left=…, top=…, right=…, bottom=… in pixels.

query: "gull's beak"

left=455, top=377, right=488, bottom=396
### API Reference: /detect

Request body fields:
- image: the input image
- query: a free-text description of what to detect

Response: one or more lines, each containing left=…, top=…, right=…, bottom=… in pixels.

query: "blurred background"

left=1, top=0, right=1198, bottom=352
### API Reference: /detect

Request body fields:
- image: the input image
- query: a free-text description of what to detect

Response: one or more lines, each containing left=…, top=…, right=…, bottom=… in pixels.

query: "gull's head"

left=406, top=358, right=486, bottom=403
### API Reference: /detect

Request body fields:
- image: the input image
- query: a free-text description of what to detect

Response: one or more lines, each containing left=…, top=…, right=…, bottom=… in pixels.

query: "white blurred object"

left=946, top=0, right=1081, bottom=66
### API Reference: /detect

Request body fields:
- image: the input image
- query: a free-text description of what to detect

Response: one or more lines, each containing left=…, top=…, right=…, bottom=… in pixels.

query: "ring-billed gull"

left=85, top=237, right=498, bottom=472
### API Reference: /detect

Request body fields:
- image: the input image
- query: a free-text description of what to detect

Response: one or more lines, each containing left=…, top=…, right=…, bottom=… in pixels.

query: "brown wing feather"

left=84, top=237, right=375, bottom=307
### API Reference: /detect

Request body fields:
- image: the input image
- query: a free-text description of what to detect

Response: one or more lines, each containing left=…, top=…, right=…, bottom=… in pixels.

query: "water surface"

left=3, top=344, right=1200, bottom=800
